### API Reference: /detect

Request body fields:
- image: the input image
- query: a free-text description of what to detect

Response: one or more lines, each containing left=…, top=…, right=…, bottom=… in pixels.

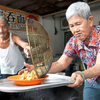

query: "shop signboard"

left=0, top=5, right=39, bottom=31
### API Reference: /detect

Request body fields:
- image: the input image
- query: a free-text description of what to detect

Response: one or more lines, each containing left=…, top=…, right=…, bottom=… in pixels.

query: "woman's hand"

left=18, top=62, right=34, bottom=75
left=67, top=72, right=84, bottom=87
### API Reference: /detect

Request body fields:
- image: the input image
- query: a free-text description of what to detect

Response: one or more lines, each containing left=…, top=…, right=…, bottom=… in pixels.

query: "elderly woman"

left=19, top=1, right=100, bottom=100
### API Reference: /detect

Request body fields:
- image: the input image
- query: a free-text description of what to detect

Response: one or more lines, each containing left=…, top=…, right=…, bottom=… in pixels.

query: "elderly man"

left=0, top=16, right=30, bottom=78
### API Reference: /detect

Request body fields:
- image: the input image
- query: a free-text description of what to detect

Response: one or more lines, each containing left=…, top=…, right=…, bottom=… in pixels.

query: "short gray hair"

left=66, top=1, right=91, bottom=20
left=0, top=16, right=10, bottom=26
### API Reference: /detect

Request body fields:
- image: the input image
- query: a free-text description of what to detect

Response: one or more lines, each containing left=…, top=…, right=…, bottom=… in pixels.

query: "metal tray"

left=0, top=74, right=75, bottom=93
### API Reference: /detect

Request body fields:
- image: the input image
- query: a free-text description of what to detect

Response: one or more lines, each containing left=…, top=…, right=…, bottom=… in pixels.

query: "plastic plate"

left=7, top=75, right=49, bottom=86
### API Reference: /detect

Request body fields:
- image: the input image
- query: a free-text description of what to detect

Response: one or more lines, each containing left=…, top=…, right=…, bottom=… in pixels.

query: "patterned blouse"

left=63, top=25, right=100, bottom=86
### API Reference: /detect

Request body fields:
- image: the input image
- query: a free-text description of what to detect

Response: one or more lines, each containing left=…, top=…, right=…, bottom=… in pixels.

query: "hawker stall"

left=0, top=18, right=79, bottom=100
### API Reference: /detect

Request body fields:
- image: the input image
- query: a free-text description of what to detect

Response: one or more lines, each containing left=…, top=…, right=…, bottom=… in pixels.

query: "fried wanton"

left=19, top=70, right=39, bottom=80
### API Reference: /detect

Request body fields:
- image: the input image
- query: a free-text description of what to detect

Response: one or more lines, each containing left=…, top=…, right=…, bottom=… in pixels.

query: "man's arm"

left=12, top=34, right=28, bottom=48
left=12, top=33, right=30, bottom=58
left=49, top=55, right=73, bottom=73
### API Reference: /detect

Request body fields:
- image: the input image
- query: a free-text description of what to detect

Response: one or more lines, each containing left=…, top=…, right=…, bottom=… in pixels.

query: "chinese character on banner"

left=0, top=5, right=39, bottom=31
left=17, top=13, right=25, bottom=24
left=6, top=11, right=15, bottom=23
left=0, top=9, right=4, bottom=16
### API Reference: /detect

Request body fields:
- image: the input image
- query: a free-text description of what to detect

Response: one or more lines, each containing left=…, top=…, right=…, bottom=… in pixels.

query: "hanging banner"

left=0, top=5, right=39, bottom=31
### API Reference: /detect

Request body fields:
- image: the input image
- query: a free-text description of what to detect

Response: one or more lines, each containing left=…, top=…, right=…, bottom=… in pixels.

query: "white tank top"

left=0, top=33, right=25, bottom=74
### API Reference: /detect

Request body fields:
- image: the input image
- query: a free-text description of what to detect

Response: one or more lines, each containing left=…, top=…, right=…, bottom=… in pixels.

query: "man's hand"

left=24, top=46, right=31, bottom=58
left=18, top=62, right=34, bottom=75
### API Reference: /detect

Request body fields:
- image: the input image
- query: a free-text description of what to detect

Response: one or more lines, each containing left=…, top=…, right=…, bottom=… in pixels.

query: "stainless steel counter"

left=0, top=74, right=75, bottom=93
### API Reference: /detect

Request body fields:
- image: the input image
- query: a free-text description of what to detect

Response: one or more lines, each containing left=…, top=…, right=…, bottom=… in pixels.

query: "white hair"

left=0, top=16, right=10, bottom=26
left=66, top=1, right=91, bottom=20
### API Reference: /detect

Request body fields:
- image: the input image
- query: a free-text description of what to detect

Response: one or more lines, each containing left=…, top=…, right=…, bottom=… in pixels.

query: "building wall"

left=92, top=8, right=100, bottom=25
left=42, top=17, right=64, bottom=57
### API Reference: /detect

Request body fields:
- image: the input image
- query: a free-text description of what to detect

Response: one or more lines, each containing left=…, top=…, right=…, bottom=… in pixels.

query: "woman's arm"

left=49, top=55, right=73, bottom=73
left=67, top=53, right=100, bottom=87
left=83, top=53, right=100, bottom=79
left=18, top=55, right=73, bottom=75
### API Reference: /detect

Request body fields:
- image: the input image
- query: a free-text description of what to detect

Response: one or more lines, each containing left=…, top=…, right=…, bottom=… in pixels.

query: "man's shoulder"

left=12, top=33, right=21, bottom=43
left=12, top=33, right=20, bottom=38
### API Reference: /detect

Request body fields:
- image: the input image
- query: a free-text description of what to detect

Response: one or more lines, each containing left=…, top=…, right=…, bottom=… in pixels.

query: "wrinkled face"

left=0, top=19, right=10, bottom=38
left=68, top=15, right=94, bottom=41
